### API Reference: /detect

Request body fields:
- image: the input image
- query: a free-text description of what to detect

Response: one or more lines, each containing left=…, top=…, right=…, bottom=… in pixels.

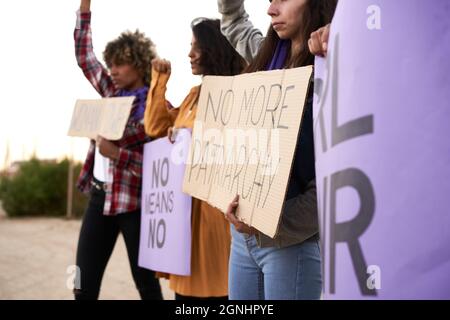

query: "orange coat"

left=144, top=69, right=231, bottom=297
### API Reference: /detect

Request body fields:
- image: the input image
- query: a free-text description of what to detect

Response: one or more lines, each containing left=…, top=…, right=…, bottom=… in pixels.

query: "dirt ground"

left=0, top=213, right=174, bottom=300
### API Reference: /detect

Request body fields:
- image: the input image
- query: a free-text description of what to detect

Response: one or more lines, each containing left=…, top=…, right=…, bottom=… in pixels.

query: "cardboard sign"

left=183, top=67, right=313, bottom=238
left=139, top=129, right=192, bottom=276
left=67, top=97, right=134, bottom=140
left=314, top=0, right=450, bottom=299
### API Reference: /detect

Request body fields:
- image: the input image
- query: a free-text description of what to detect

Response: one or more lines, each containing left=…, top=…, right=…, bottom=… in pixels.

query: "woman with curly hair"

left=144, top=18, right=246, bottom=300
left=73, top=0, right=162, bottom=300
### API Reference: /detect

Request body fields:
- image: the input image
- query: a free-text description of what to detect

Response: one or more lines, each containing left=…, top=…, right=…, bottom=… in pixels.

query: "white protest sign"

left=183, top=67, right=313, bottom=238
left=68, top=96, right=135, bottom=140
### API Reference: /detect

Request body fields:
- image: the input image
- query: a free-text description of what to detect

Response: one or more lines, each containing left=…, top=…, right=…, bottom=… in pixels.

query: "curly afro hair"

left=103, top=29, right=157, bottom=86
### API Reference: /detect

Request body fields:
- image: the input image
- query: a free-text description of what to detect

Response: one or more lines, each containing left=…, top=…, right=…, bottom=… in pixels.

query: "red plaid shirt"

left=74, top=11, right=150, bottom=216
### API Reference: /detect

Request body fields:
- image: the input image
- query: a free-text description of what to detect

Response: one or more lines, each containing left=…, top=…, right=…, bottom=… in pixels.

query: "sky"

left=0, top=0, right=270, bottom=169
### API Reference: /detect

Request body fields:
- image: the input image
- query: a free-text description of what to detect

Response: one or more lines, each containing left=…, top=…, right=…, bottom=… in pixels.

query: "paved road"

left=0, top=216, right=174, bottom=300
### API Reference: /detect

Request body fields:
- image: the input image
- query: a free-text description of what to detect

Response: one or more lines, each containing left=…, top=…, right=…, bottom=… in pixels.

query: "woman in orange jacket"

left=144, top=18, right=246, bottom=300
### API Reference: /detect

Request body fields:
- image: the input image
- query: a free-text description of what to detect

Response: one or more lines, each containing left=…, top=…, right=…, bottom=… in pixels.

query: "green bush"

left=0, top=173, right=7, bottom=199
left=0, top=158, right=87, bottom=218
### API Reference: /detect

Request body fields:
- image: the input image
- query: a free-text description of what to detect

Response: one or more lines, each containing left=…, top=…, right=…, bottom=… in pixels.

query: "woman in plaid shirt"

left=73, top=0, right=162, bottom=300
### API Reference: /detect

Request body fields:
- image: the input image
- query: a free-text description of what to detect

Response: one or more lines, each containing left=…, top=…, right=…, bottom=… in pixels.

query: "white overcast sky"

left=0, top=0, right=270, bottom=167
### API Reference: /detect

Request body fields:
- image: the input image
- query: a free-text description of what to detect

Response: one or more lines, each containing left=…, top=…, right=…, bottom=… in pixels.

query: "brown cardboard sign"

left=183, top=67, right=313, bottom=238
left=68, top=97, right=135, bottom=140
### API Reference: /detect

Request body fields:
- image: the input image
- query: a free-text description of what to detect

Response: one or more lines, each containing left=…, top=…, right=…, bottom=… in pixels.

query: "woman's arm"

left=225, top=180, right=319, bottom=248
left=308, top=24, right=331, bottom=57
left=257, top=179, right=319, bottom=248
left=74, top=0, right=116, bottom=97
left=144, top=59, right=179, bottom=139
left=217, top=0, right=264, bottom=63
left=80, top=0, right=90, bottom=12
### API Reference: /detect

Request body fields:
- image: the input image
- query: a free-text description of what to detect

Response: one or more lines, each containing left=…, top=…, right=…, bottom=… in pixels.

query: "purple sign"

left=139, top=129, right=192, bottom=276
left=314, top=0, right=450, bottom=299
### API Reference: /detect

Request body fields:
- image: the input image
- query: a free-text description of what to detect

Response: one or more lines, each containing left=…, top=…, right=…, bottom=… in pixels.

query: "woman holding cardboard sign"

left=73, top=0, right=162, bottom=300
left=219, top=0, right=337, bottom=299
left=144, top=18, right=246, bottom=300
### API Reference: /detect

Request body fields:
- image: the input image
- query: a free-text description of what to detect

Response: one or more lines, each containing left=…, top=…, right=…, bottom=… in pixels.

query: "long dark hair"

left=246, top=0, right=338, bottom=72
left=191, top=18, right=247, bottom=76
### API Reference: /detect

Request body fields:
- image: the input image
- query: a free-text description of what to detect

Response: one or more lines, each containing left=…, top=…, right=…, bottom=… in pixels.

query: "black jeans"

left=175, top=293, right=228, bottom=301
left=74, top=186, right=162, bottom=300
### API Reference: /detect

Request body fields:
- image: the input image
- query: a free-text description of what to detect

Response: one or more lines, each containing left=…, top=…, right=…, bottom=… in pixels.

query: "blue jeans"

left=229, top=225, right=322, bottom=300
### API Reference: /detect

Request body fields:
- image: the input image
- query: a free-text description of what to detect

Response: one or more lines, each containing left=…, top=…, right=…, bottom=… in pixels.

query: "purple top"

left=118, top=86, right=149, bottom=122
left=266, top=39, right=290, bottom=71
